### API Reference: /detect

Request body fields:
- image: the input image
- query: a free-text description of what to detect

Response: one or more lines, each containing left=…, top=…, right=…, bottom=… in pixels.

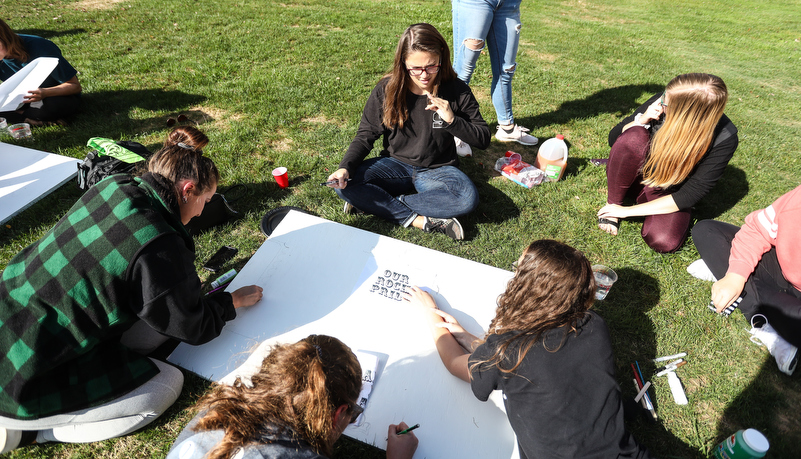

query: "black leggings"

left=0, top=93, right=81, bottom=124
left=692, top=219, right=801, bottom=347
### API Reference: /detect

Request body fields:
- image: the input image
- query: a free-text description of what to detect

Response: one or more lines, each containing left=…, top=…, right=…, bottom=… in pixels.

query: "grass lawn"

left=2, top=0, right=801, bottom=457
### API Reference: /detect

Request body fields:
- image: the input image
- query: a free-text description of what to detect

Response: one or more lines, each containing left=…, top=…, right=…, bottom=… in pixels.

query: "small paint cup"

left=592, top=264, right=617, bottom=300
left=272, top=166, right=289, bottom=188
left=8, top=123, right=32, bottom=139
left=0, top=117, right=7, bottom=130
left=505, top=151, right=522, bottom=163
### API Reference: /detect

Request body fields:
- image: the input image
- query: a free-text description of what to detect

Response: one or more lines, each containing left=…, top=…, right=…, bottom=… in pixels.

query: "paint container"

left=712, top=429, right=769, bottom=459
left=211, top=268, right=237, bottom=289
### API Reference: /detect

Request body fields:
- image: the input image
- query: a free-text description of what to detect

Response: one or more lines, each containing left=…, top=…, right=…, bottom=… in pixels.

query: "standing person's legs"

left=486, top=0, right=521, bottom=125
left=452, top=0, right=494, bottom=84
left=0, top=359, right=183, bottom=446
left=401, top=165, right=479, bottom=219
left=336, top=157, right=419, bottom=226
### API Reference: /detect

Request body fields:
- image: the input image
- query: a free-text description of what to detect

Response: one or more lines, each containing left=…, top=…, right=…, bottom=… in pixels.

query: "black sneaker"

left=423, top=217, right=464, bottom=240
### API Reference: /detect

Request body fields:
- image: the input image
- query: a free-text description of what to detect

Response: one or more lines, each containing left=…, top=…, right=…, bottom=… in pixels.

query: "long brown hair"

left=147, top=126, right=218, bottom=197
left=472, top=240, right=596, bottom=374
left=642, top=73, right=728, bottom=188
left=382, top=23, right=457, bottom=129
left=0, top=19, right=28, bottom=62
left=191, top=335, right=362, bottom=459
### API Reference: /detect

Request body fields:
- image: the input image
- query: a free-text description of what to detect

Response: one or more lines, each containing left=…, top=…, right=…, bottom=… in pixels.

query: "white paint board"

left=0, top=142, right=79, bottom=225
left=169, top=211, right=520, bottom=459
left=0, top=57, right=59, bottom=112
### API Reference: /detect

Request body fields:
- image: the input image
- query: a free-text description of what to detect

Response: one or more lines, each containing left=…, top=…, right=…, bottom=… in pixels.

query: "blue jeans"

left=452, top=0, right=522, bottom=125
left=336, top=157, right=479, bottom=226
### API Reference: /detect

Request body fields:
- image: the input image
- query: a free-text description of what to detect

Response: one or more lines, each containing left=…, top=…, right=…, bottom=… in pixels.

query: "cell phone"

left=203, top=245, right=238, bottom=272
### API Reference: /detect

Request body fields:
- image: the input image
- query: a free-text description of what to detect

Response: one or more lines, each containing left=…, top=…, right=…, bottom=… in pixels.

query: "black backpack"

left=77, top=138, right=153, bottom=190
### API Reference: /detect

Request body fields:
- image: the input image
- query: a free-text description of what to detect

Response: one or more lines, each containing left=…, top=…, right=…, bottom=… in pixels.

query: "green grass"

left=2, top=0, right=801, bottom=457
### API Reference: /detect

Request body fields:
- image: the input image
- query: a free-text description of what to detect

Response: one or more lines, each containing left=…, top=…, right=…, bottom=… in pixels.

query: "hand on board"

left=387, top=422, right=419, bottom=459
left=231, top=285, right=263, bottom=309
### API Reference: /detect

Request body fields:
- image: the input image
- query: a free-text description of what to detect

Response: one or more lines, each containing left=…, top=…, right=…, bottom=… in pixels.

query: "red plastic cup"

left=272, top=167, right=289, bottom=188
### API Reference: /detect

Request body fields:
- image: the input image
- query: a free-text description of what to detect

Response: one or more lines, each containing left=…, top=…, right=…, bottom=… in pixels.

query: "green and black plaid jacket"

left=0, top=174, right=191, bottom=419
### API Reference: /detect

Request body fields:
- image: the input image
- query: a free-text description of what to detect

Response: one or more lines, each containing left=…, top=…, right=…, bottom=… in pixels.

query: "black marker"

left=320, top=178, right=352, bottom=186
left=707, top=292, right=746, bottom=317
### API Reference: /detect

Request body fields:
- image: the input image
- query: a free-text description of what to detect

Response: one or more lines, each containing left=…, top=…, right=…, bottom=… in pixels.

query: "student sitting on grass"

left=691, top=185, right=801, bottom=375
left=168, top=335, right=418, bottom=459
left=407, top=239, right=652, bottom=458
left=0, top=18, right=82, bottom=126
left=0, top=127, right=263, bottom=454
left=325, top=23, right=490, bottom=241
left=597, top=73, right=739, bottom=253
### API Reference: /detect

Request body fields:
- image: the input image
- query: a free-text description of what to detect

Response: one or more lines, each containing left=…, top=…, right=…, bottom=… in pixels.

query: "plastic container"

left=535, top=134, right=568, bottom=181
left=713, top=429, right=769, bottom=459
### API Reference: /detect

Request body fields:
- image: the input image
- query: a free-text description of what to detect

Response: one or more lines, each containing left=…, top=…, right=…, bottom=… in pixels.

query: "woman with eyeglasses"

left=167, top=335, right=418, bottom=459
left=597, top=73, right=739, bottom=253
left=326, top=23, right=490, bottom=241
left=0, top=126, right=263, bottom=453
left=0, top=18, right=82, bottom=126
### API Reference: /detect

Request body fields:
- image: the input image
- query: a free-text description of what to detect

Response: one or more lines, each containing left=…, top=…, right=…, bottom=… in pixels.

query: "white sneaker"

left=0, top=427, right=23, bottom=454
left=454, top=137, right=472, bottom=157
left=749, top=315, right=798, bottom=375
left=495, top=124, right=538, bottom=146
left=687, top=259, right=717, bottom=282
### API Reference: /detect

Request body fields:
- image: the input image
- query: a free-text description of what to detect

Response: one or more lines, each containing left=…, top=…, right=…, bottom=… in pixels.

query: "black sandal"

left=598, top=217, right=620, bottom=230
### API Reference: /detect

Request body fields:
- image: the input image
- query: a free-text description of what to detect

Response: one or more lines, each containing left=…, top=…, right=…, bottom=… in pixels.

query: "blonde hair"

left=642, top=73, right=728, bottom=188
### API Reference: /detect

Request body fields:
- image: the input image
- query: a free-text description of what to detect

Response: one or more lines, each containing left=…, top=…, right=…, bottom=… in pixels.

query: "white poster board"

left=169, top=211, right=520, bottom=459
left=0, top=57, right=59, bottom=112
left=0, top=142, right=79, bottom=225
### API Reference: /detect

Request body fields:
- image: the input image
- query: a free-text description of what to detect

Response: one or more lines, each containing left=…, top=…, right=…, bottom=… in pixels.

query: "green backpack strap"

left=87, top=137, right=146, bottom=164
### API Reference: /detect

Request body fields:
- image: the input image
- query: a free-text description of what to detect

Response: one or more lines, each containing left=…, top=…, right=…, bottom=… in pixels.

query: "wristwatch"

left=633, top=113, right=651, bottom=129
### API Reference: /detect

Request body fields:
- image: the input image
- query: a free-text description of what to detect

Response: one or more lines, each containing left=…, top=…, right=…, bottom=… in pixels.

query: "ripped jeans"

left=452, top=0, right=522, bottom=125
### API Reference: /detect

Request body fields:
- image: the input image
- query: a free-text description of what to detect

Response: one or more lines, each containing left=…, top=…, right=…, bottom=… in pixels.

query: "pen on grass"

left=320, top=178, right=352, bottom=186
left=398, top=424, right=420, bottom=435
left=655, top=359, right=684, bottom=374
left=656, top=360, right=687, bottom=378
left=653, top=352, right=686, bottom=363
left=206, top=280, right=232, bottom=296
left=632, top=362, right=658, bottom=421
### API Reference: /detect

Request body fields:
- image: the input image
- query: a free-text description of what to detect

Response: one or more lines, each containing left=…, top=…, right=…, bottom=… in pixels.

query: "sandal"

left=598, top=217, right=620, bottom=235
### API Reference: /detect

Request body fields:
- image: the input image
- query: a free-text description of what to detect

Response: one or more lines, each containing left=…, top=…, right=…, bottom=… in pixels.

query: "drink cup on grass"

left=592, top=264, right=617, bottom=300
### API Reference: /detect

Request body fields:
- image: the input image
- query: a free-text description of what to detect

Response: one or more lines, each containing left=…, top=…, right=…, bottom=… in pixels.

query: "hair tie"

left=177, top=142, right=195, bottom=151
left=313, top=344, right=323, bottom=360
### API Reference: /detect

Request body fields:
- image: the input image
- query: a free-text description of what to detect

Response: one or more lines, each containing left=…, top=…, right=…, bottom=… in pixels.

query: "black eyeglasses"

left=349, top=403, right=364, bottom=424
left=406, top=64, right=441, bottom=77
left=659, top=92, right=668, bottom=108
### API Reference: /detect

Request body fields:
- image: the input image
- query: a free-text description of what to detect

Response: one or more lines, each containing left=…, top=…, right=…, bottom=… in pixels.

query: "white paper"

left=0, top=57, right=59, bottom=112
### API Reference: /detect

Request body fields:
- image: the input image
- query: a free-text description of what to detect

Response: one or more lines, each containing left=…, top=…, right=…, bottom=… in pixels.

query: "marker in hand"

left=397, top=423, right=420, bottom=435
left=320, top=178, right=352, bottom=186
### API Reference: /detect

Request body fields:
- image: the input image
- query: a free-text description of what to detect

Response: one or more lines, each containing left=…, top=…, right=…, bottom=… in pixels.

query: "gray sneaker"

left=423, top=217, right=464, bottom=240
left=495, top=124, right=538, bottom=145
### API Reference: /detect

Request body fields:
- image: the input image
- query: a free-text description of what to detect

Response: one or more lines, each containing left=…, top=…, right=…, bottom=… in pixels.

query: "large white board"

left=0, top=142, right=79, bottom=225
left=169, top=211, right=519, bottom=459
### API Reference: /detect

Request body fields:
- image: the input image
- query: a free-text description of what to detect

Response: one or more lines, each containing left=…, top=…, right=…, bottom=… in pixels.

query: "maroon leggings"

left=606, top=127, right=691, bottom=253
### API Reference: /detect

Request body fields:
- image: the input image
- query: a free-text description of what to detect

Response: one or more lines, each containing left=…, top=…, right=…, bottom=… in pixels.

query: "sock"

left=502, top=125, right=515, bottom=134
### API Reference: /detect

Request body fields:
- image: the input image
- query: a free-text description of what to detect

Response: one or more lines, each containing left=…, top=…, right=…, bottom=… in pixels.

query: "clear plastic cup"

left=8, top=123, right=32, bottom=139
left=592, top=264, right=618, bottom=300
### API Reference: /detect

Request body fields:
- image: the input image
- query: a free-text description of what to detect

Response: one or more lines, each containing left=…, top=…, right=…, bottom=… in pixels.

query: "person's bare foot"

left=598, top=217, right=620, bottom=236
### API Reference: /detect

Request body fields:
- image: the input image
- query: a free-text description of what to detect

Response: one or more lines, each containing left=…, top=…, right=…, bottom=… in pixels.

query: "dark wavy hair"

left=147, top=126, right=218, bottom=197
left=191, top=335, right=362, bottom=459
left=472, top=240, right=596, bottom=374
left=382, top=23, right=458, bottom=129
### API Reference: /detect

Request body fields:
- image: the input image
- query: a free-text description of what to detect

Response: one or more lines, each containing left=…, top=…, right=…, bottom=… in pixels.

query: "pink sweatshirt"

left=728, top=184, right=801, bottom=292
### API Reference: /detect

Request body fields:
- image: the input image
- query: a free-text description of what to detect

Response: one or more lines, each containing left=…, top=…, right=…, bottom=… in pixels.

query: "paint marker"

left=398, top=424, right=420, bottom=435
left=211, top=268, right=237, bottom=289
left=655, top=359, right=685, bottom=374
left=206, top=280, right=232, bottom=296
left=320, top=178, right=352, bottom=186
left=653, top=352, right=687, bottom=363
left=656, top=360, right=687, bottom=378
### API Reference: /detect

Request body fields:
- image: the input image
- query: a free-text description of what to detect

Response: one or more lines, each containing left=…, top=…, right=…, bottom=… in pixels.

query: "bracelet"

left=633, top=113, right=651, bottom=129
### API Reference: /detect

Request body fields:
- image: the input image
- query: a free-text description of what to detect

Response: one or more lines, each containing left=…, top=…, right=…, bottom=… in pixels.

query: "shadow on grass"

left=714, top=351, right=801, bottom=456
left=693, top=166, right=749, bottom=222
left=517, top=84, right=666, bottom=130
left=598, top=267, right=703, bottom=458
left=14, top=28, right=87, bottom=39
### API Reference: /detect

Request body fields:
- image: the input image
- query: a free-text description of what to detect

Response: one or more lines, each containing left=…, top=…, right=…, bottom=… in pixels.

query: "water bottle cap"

left=742, top=429, right=769, bottom=453
left=556, top=134, right=564, bottom=140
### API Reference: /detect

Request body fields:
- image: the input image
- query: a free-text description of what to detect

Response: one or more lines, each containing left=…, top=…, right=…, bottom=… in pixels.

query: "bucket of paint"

left=535, top=135, right=568, bottom=181
left=712, top=429, right=769, bottom=459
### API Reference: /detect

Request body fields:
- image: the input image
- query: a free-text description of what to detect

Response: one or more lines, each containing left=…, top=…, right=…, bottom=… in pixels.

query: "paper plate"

left=260, top=206, right=313, bottom=236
